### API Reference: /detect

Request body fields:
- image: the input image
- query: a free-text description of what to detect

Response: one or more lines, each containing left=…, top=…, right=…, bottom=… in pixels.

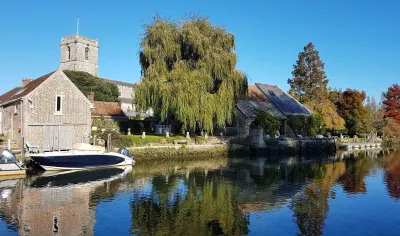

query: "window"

left=85, top=47, right=89, bottom=60
left=67, top=46, right=71, bottom=60
left=55, top=96, right=62, bottom=114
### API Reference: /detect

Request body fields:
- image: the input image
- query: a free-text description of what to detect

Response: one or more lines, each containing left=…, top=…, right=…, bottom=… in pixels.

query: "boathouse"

left=0, top=70, right=92, bottom=150
left=235, top=83, right=312, bottom=138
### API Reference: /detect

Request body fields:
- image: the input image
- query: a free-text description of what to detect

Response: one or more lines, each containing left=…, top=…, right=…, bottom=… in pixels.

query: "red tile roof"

left=92, top=101, right=125, bottom=116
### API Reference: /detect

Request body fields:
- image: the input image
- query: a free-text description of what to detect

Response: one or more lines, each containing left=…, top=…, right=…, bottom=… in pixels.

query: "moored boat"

left=30, top=147, right=135, bottom=171
left=0, top=149, right=26, bottom=176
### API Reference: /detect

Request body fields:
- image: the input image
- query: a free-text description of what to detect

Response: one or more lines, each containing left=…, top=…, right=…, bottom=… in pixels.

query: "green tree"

left=365, top=96, right=385, bottom=135
left=134, top=16, right=248, bottom=133
left=288, top=42, right=328, bottom=104
left=335, top=89, right=369, bottom=135
left=288, top=43, right=344, bottom=131
left=64, top=70, right=120, bottom=102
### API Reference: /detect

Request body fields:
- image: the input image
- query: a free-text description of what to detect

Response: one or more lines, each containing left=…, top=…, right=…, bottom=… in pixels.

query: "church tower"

left=60, top=34, right=99, bottom=76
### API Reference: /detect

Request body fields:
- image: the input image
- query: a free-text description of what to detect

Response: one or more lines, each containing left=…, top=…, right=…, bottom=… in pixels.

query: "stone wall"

left=1, top=101, right=22, bottom=143
left=235, top=108, right=254, bottom=137
left=23, top=70, right=91, bottom=147
left=60, top=35, right=99, bottom=76
left=118, top=84, right=133, bottom=99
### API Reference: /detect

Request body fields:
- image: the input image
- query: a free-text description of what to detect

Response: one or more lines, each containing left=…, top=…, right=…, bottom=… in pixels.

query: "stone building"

left=0, top=69, right=92, bottom=150
left=235, top=83, right=312, bottom=138
left=102, top=78, right=136, bottom=113
left=60, top=34, right=99, bottom=76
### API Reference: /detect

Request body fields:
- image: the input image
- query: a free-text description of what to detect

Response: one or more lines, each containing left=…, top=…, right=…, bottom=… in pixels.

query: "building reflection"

left=0, top=167, right=132, bottom=236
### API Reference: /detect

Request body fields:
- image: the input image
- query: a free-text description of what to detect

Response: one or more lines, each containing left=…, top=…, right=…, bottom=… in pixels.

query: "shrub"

left=112, top=135, right=133, bottom=148
left=194, top=136, right=207, bottom=144
left=253, top=109, right=281, bottom=136
left=287, top=114, right=324, bottom=137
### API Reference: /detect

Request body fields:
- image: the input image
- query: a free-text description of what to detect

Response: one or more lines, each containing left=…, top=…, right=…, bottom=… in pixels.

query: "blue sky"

left=0, top=0, right=399, bottom=100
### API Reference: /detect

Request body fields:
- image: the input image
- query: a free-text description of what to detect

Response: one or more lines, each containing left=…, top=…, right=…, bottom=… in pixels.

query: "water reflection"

left=0, top=150, right=400, bottom=235
left=0, top=167, right=131, bottom=236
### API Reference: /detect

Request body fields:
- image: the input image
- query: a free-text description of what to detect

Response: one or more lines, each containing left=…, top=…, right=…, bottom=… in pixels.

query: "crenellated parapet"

left=60, top=34, right=99, bottom=47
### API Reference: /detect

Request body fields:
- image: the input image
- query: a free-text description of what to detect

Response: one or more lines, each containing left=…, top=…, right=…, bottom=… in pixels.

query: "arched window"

left=85, top=47, right=89, bottom=60
left=67, top=46, right=71, bottom=60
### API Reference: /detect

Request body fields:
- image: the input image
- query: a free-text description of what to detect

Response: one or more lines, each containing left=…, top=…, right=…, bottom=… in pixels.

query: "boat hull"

left=0, top=163, right=26, bottom=176
left=30, top=152, right=134, bottom=171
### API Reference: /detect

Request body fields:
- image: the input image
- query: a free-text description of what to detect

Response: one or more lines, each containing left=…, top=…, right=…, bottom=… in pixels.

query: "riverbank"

left=128, top=145, right=228, bottom=160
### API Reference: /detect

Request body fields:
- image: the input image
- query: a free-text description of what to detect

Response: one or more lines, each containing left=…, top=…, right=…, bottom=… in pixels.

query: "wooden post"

left=21, top=136, right=25, bottom=159
left=107, top=133, right=111, bottom=153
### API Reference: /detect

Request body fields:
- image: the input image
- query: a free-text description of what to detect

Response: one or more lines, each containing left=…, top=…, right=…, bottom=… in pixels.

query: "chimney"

left=87, top=92, right=95, bottom=103
left=22, top=78, right=33, bottom=87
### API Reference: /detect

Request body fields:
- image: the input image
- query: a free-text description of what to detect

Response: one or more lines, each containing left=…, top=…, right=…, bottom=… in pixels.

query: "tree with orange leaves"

left=383, top=84, right=400, bottom=125
left=335, top=89, right=369, bottom=135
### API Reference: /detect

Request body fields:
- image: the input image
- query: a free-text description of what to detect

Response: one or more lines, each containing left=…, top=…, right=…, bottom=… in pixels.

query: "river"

left=0, top=149, right=399, bottom=235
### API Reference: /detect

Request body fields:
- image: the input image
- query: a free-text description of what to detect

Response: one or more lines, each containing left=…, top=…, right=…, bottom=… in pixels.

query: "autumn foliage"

left=288, top=43, right=345, bottom=130
left=335, top=89, right=368, bottom=135
left=383, top=84, right=400, bottom=125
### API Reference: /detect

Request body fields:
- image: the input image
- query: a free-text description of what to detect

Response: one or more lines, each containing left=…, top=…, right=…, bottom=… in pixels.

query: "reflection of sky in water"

left=0, top=219, right=11, bottom=235
left=94, top=191, right=133, bottom=236
left=1, top=150, right=400, bottom=235
left=248, top=203, right=298, bottom=235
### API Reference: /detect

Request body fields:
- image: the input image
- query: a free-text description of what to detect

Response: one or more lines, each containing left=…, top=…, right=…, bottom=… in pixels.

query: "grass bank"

left=129, top=145, right=228, bottom=160
left=109, top=134, right=211, bottom=147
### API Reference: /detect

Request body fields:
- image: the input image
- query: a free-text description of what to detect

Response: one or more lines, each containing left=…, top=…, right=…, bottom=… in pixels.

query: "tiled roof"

left=0, top=87, right=22, bottom=103
left=102, top=78, right=135, bottom=88
left=256, top=83, right=312, bottom=116
left=236, top=100, right=286, bottom=119
left=0, top=71, right=55, bottom=105
left=92, top=101, right=125, bottom=116
left=248, top=85, right=268, bottom=102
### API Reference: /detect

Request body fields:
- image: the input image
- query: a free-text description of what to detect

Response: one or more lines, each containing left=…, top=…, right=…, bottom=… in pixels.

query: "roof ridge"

left=0, top=71, right=56, bottom=105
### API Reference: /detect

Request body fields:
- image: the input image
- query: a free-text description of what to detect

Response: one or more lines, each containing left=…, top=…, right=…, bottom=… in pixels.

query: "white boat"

left=0, top=149, right=26, bottom=176
left=30, top=147, right=135, bottom=171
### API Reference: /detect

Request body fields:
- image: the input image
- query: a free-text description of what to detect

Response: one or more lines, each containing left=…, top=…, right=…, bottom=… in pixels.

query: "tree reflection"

left=338, top=158, right=375, bottom=194
left=382, top=150, right=400, bottom=199
left=130, top=173, right=249, bottom=235
left=290, top=162, right=346, bottom=236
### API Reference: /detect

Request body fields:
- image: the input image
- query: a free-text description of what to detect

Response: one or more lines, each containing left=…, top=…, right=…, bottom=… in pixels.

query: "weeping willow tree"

left=134, top=16, right=248, bottom=133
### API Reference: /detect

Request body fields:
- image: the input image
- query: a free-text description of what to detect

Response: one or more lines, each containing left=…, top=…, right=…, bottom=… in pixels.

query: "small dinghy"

left=30, top=147, right=135, bottom=171
left=0, top=149, right=26, bottom=176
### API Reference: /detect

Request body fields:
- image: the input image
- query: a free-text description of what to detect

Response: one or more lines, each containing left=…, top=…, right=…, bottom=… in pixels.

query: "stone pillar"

left=127, top=128, right=131, bottom=136
left=142, top=132, right=146, bottom=139
left=166, top=132, right=169, bottom=138
left=186, top=132, right=190, bottom=139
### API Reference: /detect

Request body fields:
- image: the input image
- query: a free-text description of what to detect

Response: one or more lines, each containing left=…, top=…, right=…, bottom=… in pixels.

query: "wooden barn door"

left=59, top=126, right=74, bottom=150
left=43, top=125, right=74, bottom=151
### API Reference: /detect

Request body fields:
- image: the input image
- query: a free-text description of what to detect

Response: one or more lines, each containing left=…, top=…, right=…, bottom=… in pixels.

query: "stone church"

left=0, top=32, right=139, bottom=150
